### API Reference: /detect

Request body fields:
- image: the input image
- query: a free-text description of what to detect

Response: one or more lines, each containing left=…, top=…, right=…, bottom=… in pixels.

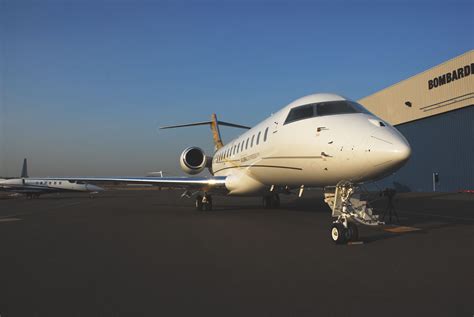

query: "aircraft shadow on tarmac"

left=213, top=199, right=330, bottom=213
left=209, top=192, right=473, bottom=244
left=6, top=190, right=472, bottom=245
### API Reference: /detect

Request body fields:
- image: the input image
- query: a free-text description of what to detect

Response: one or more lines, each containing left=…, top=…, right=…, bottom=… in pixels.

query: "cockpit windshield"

left=284, top=100, right=371, bottom=125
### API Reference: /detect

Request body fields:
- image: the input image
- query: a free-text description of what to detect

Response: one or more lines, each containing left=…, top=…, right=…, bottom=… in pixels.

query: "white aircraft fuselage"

left=210, top=93, right=410, bottom=195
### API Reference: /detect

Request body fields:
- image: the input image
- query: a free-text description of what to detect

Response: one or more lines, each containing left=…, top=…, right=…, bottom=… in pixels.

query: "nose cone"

left=392, top=138, right=411, bottom=165
left=366, top=130, right=411, bottom=173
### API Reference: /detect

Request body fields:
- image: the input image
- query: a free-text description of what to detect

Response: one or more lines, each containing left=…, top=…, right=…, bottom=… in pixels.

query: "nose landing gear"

left=325, top=180, right=382, bottom=244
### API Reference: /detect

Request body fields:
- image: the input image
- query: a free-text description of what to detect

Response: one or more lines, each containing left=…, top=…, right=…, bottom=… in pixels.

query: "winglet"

left=21, top=158, right=28, bottom=178
left=160, top=114, right=250, bottom=151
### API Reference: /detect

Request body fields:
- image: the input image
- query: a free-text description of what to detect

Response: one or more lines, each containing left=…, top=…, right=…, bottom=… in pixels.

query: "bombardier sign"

left=428, top=63, right=474, bottom=90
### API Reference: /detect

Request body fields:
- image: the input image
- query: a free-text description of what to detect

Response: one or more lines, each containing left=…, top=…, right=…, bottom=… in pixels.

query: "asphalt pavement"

left=0, top=190, right=473, bottom=317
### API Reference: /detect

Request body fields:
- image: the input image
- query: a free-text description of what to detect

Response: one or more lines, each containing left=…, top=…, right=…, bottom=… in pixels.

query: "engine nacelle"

left=180, top=147, right=211, bottom=175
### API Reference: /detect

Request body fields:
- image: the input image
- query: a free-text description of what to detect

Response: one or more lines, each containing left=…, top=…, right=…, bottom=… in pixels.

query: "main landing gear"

left=263, top=193, right=280, bottom=209
left=195, top=193, right=213, bottom=211
left=325, top=181, right=383, bottom=244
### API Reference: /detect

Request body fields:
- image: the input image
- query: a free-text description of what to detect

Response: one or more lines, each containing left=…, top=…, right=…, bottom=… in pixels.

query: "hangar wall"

left=359, top=50, right=474, bottom=192
left=380, top=106, right=474, bottom=192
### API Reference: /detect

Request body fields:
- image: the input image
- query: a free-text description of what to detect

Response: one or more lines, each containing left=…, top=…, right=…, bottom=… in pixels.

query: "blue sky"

left=1, top=0, right=472, bottom=176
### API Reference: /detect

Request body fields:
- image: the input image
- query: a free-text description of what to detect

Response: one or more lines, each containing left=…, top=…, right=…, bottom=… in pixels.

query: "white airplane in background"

left=0, top=159, right=104, bottom=199
left=47, top=93, right=411, bottom=244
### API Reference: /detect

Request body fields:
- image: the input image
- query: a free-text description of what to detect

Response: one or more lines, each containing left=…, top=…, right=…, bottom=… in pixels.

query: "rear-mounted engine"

left=180, top=147, right=211, bottom=175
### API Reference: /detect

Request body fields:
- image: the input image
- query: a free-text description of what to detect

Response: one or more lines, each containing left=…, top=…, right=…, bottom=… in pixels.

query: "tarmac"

left=0, top=189, right=473, bottom=317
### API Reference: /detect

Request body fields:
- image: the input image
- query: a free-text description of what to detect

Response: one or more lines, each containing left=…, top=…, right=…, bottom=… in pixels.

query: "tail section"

left=21, top=158, right=28, bottom=178
left=160, top=114, right=250, bottom=151
left=210, top=113, right=224, bottom=150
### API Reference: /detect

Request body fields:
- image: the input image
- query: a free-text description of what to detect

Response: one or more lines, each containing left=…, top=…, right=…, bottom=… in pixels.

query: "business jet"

left=51, top=93, right=411, bottom=244
left=0, top=159, right=104, bottom=198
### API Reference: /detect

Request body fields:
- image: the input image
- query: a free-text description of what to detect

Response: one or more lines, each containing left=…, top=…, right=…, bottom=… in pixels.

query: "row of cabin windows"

left=216, top=127, right=270, bottom=162
left=35, top=181, right=62, bottom=185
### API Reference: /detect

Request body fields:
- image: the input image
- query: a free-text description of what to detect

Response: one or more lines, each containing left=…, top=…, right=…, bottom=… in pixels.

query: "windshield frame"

left=283, top=100, right=372, bottom=125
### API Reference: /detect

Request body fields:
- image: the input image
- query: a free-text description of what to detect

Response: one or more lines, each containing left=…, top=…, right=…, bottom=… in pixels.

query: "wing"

left=50, top=176, right=227, bottom=192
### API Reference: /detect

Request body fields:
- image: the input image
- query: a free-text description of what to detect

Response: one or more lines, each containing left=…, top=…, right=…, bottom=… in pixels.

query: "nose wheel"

left=330, top=222, right=359, bottom=244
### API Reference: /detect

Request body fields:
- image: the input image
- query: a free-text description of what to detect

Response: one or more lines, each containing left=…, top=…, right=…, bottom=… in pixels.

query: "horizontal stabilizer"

left=160, top=121, right=250, bottom=130
left=160, top=114, right=250, bottom=150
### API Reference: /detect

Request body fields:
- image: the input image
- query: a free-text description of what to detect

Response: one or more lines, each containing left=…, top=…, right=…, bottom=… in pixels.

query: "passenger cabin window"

left=256, top=132, right=261, bottom=145
left=264, top=127, right=269, bottom=142
left=246, top=138, right=249, bottom=149
left=241, top=142, right=244, bottom=152
left=251, top=135, right=255, bottom=147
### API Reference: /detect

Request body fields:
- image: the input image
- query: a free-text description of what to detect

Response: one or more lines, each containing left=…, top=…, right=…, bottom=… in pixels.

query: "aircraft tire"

left=205, top=201, right=213, bottom=211
left=331, top=223, right=348, bottom=244
left=204, top=195, right=213, bottom=211
left=263, top=196, right=271, bottom=209
left=208, top=196, right=213, bottom=211
left=271, top=194, right=280, bottom=208
left=195, top=195, right=203, bottom=211
left=347, top=222, right=359, bottom=241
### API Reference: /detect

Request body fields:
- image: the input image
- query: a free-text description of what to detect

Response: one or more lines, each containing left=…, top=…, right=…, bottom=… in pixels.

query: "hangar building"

left=359, top=50, right=473, bottom=192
